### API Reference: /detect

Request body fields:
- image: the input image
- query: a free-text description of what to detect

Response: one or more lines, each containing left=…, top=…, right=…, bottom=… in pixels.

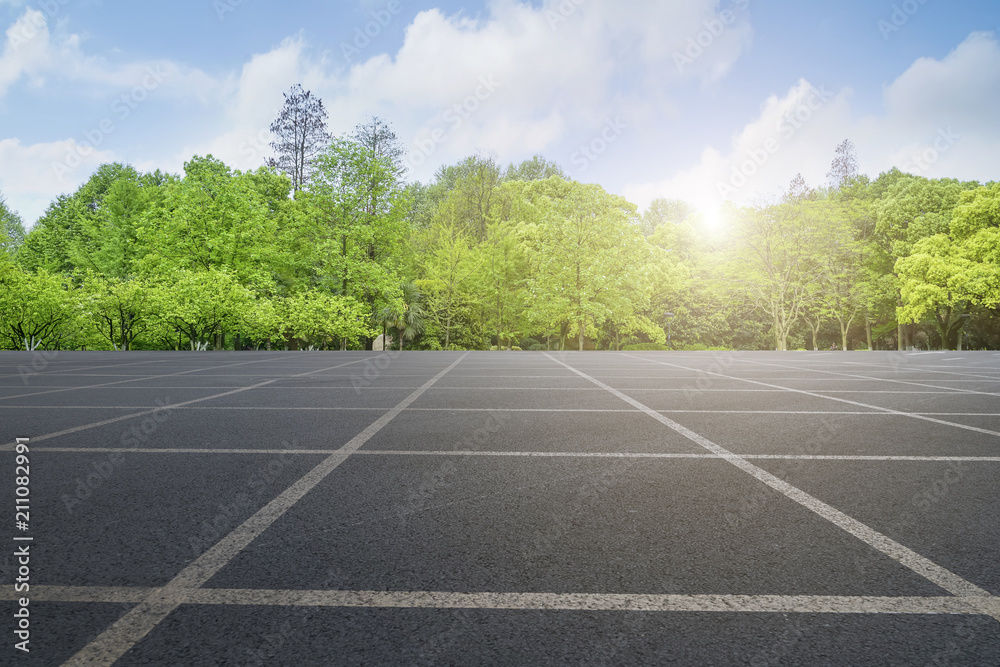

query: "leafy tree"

left=518, top=178, right=651, bottom=351
left=280, top=291, right=372, bottom=350
left=79, top=274, right=156, bottom=351
left=154, top=269, right=257, bottom=350
left=504, top=155, right=565, bottom=183
left=0, top=266, right=79, bottom=350
left=897, top=182, right=1000, bottom=348
left=0, top=195, right=26, bottom=259
left=268, top=84, right=331, bottom=192
left=308, top=137, right=410, bottom=345
left=137, top=156, right=287, bottom=290
left=729, top=201, right=829, bottom=350
left=414, top=217, right=481, bottom=349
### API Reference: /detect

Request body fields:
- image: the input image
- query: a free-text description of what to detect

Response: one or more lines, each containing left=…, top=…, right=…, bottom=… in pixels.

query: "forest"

left=1, top=92, right=998, bottom=353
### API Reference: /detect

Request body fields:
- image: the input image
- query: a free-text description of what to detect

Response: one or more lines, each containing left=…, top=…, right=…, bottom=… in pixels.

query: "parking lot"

left=2, top=350, right=999, bottom=665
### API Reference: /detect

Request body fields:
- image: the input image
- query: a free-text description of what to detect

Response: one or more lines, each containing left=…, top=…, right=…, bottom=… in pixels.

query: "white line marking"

left=741, top=359, right=1000, bottom=398
left=26, top=447, right=1000, bottom=463
left=546, top=353, right=999, bottom=617
left=626, top=356, right=1000, bottom=439
left=5, top=406, right=998, bottom=417
left=0, top=356, right=395, bottom=450
left=1, top=585, right=993, bottom=616
left=63, top=353, right=470, bottom=666
left=0, top=355, right=310, bottom=402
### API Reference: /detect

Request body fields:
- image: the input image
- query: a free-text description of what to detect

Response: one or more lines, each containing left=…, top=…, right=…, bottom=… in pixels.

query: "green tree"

left=518, top=178, right=651, bottom=351
left=79, top=274, right=156, bottom=351
left=0, top=265, right=79, bottom=350
left=0, top=195, right=26, bottom=259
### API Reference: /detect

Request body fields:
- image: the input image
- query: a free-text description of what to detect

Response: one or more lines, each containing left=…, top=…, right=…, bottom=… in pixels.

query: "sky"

left=1, top=0, right=999, bottom=228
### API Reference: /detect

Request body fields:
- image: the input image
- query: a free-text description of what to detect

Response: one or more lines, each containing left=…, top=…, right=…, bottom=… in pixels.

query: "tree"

left=897, top=182, right=1000, bottom=348
left=381, top=283, right=426, bottom=350
left=80, top=274, right=156, bottom=351
left=280, top=291, right=372, bottom=350
left=641, top=199, right=695, bottom=237
left=827, top=139, right=859, bottom=191
left=729, top=201, right=830, bottom=351
left=0, top=195, right=26, bottom=259
left=308, top=137, right=411, bottom=346
left=268, top=84, right=331, bottom=192
left=0, top=266, right=79, bottom=350
left=354, top=116, right=406, bottom=185
left=415, top=217, right=480, bottom=349
left=155, top=269, right=257, bottom=350
left=504, top=155, right=565, bottom=183
left=872, top=175, right=979, bottom=348
left=137, top=156, right=287, bottom=290
left=518, top=178, right=651, bottom=351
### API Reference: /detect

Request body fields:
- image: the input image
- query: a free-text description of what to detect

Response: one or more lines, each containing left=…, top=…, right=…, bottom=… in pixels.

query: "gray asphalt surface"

left=1, top=350, right=999, bottom=666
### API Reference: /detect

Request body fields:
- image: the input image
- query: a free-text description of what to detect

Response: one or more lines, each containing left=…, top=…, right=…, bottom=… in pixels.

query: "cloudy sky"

left=1, top=0, right=998, bottom=227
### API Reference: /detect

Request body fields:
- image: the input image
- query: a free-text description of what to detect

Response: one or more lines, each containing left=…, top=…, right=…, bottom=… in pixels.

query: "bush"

left=623, top=343, right=670, bottom=351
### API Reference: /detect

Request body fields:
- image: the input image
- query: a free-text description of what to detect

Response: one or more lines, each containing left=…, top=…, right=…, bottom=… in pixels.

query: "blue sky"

left=1, top=0, right=998, bottom=227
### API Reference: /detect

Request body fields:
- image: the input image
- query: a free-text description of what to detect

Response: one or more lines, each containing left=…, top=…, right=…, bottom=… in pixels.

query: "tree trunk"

left=865, top=319, right=872, bottom=351
left=578, top=316, right=585, bottom=351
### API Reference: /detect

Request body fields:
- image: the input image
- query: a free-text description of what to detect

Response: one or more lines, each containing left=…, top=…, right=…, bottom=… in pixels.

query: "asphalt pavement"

left=1, top=349, right=998, bottom=665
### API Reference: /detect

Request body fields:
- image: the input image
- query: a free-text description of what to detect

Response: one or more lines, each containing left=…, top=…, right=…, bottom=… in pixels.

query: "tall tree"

left=827, top=139, right=859, bottom=190
left=0, top=195, right=26, bottom=259
left=268, top=84, right=331, bottom=192
left=354, top=116, right=406, bottom=184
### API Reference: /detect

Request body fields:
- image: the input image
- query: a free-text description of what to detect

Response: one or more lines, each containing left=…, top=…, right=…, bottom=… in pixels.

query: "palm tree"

left=388, top=282, right=426, bottom=351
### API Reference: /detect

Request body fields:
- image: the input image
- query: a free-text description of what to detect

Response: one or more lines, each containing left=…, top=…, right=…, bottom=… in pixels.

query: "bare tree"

left=268, top=84, right=331, bottom=192
left=784, top=173, right=811, bottom=202
left=827, top=139, right=859, bottom=190
left=354, top=116, right=406, bottom=184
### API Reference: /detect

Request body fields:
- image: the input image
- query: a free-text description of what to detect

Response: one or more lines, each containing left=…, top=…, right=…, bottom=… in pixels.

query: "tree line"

left=0, top=89, right=997, bottom=352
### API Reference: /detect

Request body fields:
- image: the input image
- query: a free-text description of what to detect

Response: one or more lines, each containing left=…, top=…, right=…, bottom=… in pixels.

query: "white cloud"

left=624, top=31, right=1000, bottom=213
left=177, top=0, right=752, bottom=179
left=0, top=8, right=218, bottom=102
left=0, top=137, right=117, bottom=224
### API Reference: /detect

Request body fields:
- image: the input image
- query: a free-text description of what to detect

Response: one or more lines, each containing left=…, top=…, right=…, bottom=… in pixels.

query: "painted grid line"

left=1, top=585, right=994, bottom=616
left=621, top=355, right=1000, bottom=439
left=62, top=353, right=470, bottom=667
left=546, top=353, right=999, bottom=622
left=0, top=355, right=387, bottom=449
left=22, top=446, right=1000, bottom=463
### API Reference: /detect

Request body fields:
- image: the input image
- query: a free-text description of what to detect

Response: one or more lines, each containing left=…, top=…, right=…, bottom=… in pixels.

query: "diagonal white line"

left=62, top=352, right=469, bottom=667
left=0, top=356, right=382, bottom=450
left=741, top=358, right=1000, bottom=397
left=0, top=354, right=308, bottom=402
left=624, top=355, right=1000, bottom=439
left=546, top=353, right=999, bottom=620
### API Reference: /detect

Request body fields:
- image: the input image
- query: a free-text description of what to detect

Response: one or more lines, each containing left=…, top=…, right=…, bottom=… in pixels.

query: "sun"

left=694, top=200, right=726, bottom=234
